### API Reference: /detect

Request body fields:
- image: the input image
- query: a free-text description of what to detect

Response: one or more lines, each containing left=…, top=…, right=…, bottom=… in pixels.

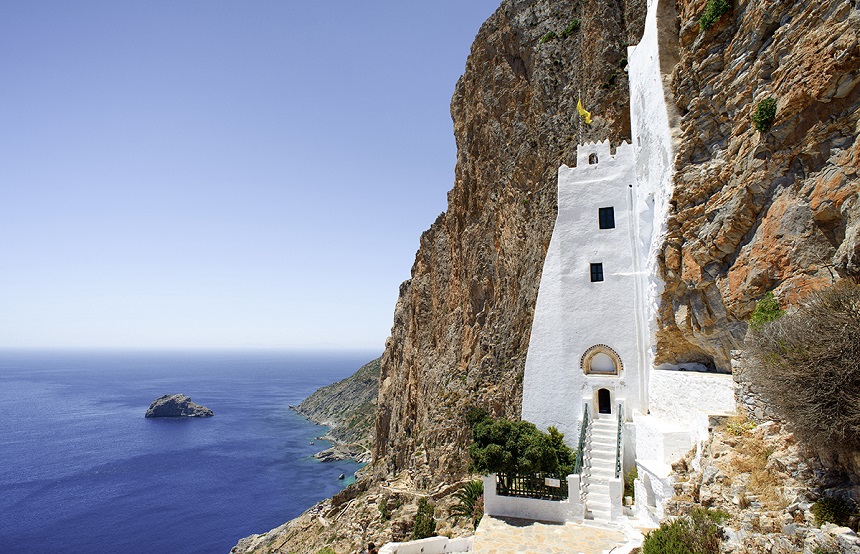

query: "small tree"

left=744, top=281, right=860, bottom=451
left=468, top=416, right=575, bottom=492
left=412, top=497, right=436, bottom=540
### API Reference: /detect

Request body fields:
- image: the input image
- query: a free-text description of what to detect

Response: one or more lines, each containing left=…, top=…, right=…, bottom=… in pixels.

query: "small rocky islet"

left=145, top=394, right=214, bottom=418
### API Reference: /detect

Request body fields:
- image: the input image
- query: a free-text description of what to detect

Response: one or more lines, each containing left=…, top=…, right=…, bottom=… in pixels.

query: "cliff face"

left=656, top=0, right=860, bottom=371
left=374, top=0, right=646, bottom=485
left=295, top=357, right=380, bottom=460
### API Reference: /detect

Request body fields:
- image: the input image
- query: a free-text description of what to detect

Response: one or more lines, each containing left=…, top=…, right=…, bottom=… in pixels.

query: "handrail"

left=614, top=403, right=623, bottom=479
left=573, top=404, right=590, bottom=474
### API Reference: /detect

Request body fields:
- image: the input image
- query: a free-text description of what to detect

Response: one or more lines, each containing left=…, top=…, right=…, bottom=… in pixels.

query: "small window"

left=590, top=263, right=604, bottom=282
left=598, top=207, right=615, bottom=229
left=588, top=153, right=598, bottom=165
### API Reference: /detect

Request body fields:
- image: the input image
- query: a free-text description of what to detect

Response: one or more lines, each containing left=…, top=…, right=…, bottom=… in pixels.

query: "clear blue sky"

left=0, top=1, right=500, bottom=351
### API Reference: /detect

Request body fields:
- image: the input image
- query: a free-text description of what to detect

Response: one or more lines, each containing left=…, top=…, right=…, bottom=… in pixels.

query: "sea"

left=0, top=349, right=373, bottom=554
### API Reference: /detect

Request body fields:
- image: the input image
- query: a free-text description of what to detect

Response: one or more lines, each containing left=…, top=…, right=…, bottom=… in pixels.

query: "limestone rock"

left=656, top=0, right=860, bottom=371
left=144, top=394, right=213, bottom=418
left=374, top=0, right=646, bottom=489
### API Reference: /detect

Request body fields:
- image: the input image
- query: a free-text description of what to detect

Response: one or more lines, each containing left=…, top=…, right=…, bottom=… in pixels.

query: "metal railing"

left=495, top=472, right=569, bottom=500
left=573, top=404, right=590, bottom=475
left=614, top=403, right=623, bottom=479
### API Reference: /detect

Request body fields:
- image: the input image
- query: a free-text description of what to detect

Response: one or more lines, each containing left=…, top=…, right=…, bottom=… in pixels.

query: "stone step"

left=588, top=484, right=609, bottom=496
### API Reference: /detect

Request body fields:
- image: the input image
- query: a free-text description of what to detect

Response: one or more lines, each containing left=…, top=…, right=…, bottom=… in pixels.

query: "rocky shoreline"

left=291, top=357, right=380, bottom=466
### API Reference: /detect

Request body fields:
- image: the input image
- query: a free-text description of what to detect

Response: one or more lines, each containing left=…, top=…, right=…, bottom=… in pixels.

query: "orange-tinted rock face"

left=373, top=0, right=646, bottom=485
left=657, top=0, right=860, bottom=371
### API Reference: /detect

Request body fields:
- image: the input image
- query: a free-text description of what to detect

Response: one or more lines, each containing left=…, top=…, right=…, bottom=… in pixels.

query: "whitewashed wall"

left=628, top=0, right=681, bottom=406
left=522, top=141, right=641, bottom=442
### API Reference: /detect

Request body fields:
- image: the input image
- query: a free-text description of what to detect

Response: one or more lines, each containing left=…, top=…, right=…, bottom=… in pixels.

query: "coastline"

left=290, top=405, right=373, bottom=465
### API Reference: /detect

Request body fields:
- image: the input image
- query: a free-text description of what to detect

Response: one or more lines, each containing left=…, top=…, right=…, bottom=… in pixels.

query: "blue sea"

left=0, top=350, right=374, bottom=553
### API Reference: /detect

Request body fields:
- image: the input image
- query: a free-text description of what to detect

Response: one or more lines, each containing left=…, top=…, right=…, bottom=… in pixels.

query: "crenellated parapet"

left=574, top=140, right=633, bottom=170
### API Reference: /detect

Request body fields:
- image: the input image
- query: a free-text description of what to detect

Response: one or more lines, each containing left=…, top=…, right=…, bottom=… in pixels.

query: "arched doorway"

left=598, top=388, right=611, bottom=414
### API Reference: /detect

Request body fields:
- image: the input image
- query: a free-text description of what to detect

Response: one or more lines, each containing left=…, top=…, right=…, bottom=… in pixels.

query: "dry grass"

left=728, top=432, right=790, bottom=509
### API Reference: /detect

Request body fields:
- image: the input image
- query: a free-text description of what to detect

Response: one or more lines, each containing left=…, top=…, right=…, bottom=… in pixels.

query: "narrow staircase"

left=584, top=414, right=617, bottom=523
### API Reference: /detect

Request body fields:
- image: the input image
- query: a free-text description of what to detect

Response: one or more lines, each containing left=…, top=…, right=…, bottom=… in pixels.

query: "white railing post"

left=567, top=473, right=584, bottom=521
left=482, top=474, right=498, bottom=517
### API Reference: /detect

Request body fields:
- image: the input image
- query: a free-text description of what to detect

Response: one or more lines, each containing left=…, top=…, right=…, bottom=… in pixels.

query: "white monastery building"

left=506, top=0, right=736, bottom=527
left=522, top=140, right=645, bottom=439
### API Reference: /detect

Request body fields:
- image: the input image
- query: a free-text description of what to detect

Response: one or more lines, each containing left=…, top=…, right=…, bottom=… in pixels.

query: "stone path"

left=472, top=516, right=630, bottom=554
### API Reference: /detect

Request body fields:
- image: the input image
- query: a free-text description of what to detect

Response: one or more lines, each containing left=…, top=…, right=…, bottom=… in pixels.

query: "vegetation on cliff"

left=745, top=281, right=860, bottom=452
left=295, top=357, right=380, bottom=455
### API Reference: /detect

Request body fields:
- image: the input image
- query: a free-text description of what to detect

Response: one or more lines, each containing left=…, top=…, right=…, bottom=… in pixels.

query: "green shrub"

left=465, top=406, right=491, bottom=429
left=748, top=291, right=784, bottom=331
left=744, top=281, right=860, bottom=451
left=378, top=494, right=391, bottom=520
left=560, top=19, right=581, bottom=38
left=812, top=497, right=854, bottom=527
left=642, top=508, right=726, bottom=554
left=316, top=549, right=336, bottom=554
left=468, top=417, right=576, bottom=488
left=412, top=497, right=436, bottom=540
left=450, top=480, right=484, bottom=529
left=540, top=31, right=558, bottom=44
left=699, top=0, right=731, bottom=31
left=624, top=466, right=638, bottom=499
left=752, top=97, right=778, bottom=133
left=813, top=546, right=841, bottom=554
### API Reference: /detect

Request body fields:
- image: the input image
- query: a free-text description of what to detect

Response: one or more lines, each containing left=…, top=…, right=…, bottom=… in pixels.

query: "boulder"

left=145, top=394, right=213, bottom=418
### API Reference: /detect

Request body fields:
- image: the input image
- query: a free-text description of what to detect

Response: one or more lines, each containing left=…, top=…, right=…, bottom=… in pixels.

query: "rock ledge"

left=145, top=394, right=214, bottom=418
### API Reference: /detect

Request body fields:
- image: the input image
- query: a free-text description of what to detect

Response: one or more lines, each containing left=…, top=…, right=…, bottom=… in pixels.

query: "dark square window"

left=590, top=263, right=604, bottom=282
left=599, top=207, right=615, bottom=229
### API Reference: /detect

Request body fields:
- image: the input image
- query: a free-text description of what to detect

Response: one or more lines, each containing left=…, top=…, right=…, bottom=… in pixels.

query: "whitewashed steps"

left=583, top=415, right=619, bottom=524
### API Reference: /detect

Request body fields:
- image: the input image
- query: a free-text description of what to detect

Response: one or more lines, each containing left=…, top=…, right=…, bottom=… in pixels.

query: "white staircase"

left=584, top=414, right=618, bottom=523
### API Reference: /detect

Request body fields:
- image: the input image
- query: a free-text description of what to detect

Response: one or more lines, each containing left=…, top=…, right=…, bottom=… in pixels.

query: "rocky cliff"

left=374, top=0, right=646, bottom=488
left=295, top=357, right=380, bottom=462
left=656, top=0, right=860, bottom=371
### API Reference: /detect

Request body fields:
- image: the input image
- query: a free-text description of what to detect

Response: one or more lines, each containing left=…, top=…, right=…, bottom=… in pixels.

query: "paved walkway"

left=472, top=516, right=630, bottom=554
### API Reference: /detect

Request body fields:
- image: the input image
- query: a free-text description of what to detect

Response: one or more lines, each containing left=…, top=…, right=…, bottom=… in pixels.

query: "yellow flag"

left=577, top=98, right=592, bottom=125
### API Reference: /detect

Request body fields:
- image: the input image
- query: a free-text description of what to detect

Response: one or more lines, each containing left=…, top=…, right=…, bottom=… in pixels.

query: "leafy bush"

left=745, top=281, right=860, bottom=451
left=412, top=497, right=436, bottom=540
left=540, top=31, right=558, bottom=44
left=450, top=480, right=484, bottom=529
left=468, top=416, right=575, bottom=482
left=699, top=0, right=731, bottom=31
left=624, top=466, right=638, bottom=499
left=748, top=291, right=784, bottom=331
left=316, top=549, right=336, bottom=554
left=812, top=496, right=854, bottom=527
left=752, top=97, right=778, bottom=133
left=642, top=508, right=727, bottom=554
left=560, top=19, right=581, bottom=38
